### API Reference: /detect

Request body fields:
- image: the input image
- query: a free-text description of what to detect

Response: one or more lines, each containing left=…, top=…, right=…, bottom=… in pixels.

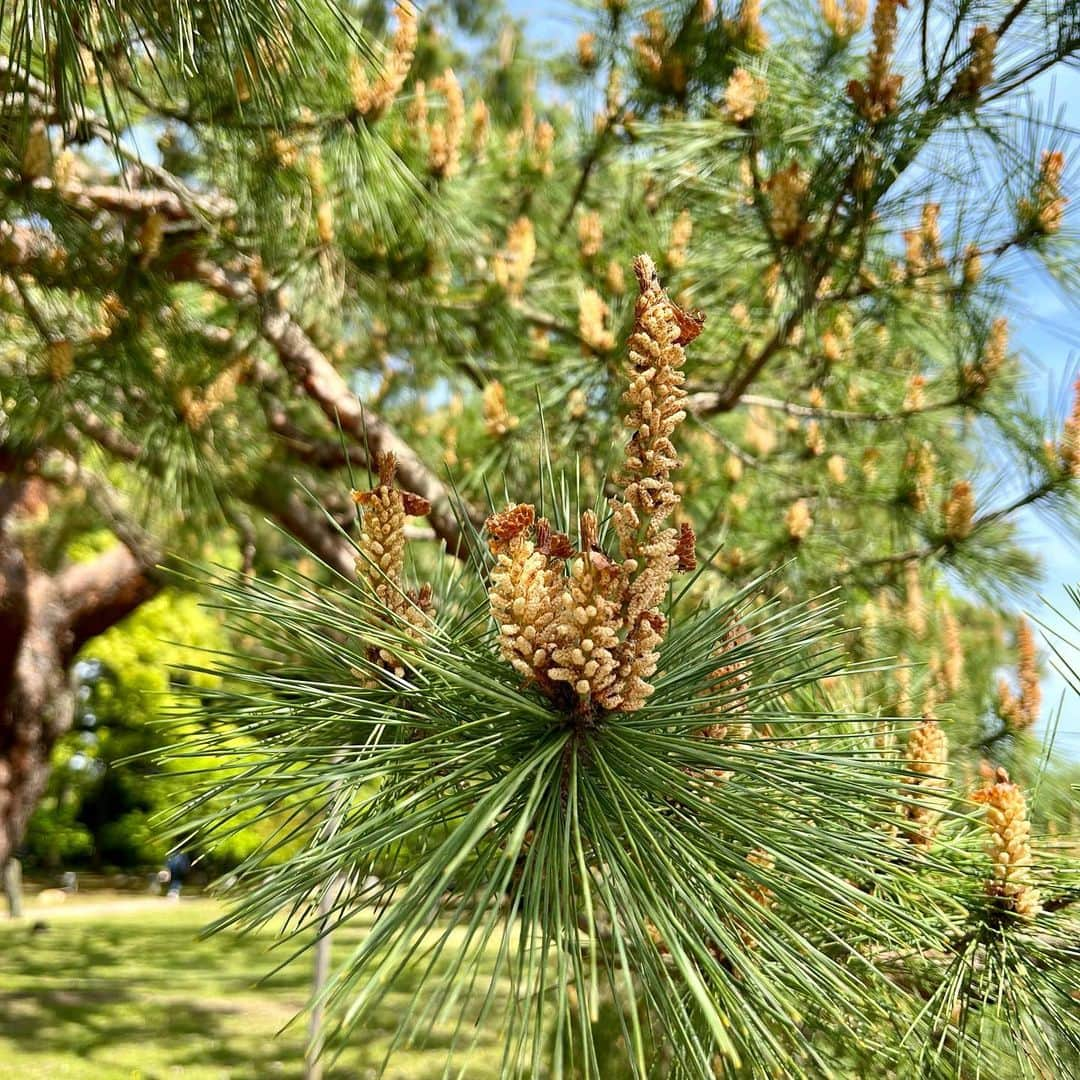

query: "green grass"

left=0, top=895, right=516, bottom=1079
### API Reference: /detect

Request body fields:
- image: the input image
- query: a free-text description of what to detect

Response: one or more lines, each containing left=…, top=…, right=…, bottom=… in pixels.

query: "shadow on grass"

left=0, top=905, right=322, bottom=1077
left=0, top=901, right=517, bottom=1079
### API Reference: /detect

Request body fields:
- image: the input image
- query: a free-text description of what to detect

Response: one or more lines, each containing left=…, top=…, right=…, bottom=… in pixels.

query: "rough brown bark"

left=253, top=477, right=358, bottom=579
left=0, top=537, right=158, bottom=869
left=188, top=259, right=477, bottom=558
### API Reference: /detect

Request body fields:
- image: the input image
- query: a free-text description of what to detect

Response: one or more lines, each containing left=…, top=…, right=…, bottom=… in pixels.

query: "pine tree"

left=2, top=1, right=1079, bottom=1075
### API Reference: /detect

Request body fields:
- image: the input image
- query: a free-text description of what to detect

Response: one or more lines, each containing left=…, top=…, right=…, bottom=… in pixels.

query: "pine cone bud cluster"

left=666, top=210, right=693, bottom=269
left=942, top=480, right=975, bottom=541
left=899, top=717, right=949, bottom=846
left=955, top=25, right=997, bottom=100
left=1058, top=379, right=1080, bottom=476
left=579, top=288, right=615, bottom=354
left=348, top=1, right=418, bottom=122
left=723, top=68, right=767, bottom=124
left=352, top=453, right=434, bottom=675
left=766, top=162, right=811, bottom=247
left=577, top=210, right=604, bottom=261
left=1018, top=150, right=1066, bottom=235
left=972, top=768, right=1041, bottom=919
left=785, top=499, right=813, bottom=541
left=963, top=316, right=1008, bottom=396
left=727, top=0, right=769, bottom=53
left=494, top=217, right=536, bottom=297
left=997, top=617, right=1041, bottom=731
left=483, top=381, right=519, bottom=438
left=821, top=0, right=868, bottom=38
left=848, top=0, right=908, bottom=123
left=426, top=69, right=466, bottom=180
left=485, top=255, right=704, bottom=715
left=633, top=10, right=689, bottom=96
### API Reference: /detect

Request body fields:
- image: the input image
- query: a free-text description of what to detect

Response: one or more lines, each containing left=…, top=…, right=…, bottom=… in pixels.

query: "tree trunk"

left=3, top=856, right=23, bottom=917
left=0, top=536, right=157, bottom=874
left=305, top=771, right=347, bottom=1080
left=0, top=438, right=352, bottom=882
left=0, top=558, right=76, bottom=870
left=305, top=883, right=335, bottom=1080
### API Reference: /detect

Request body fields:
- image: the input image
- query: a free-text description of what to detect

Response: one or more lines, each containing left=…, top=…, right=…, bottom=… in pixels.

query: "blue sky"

left=1000, top=63, right=1080, bottom=757
left=506, top=2, right=1080, bottom=755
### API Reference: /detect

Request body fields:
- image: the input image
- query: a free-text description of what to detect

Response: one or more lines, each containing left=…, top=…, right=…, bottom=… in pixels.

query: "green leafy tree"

left=2, top=0, right=1080, bottom=1075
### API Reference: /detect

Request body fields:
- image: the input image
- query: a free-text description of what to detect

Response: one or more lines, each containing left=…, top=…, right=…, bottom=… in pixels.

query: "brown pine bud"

left=1018, top=150, right=1067, bottom=235
left=577, top=31, right=598, bottom=71
left=972, top=769, right=1041, bottom=919
left=784, top=499, right=813, bottom=541
left=349, top=1, right=418, bottom=121
left=724, top=68, right=766, bottom=124
left=848, top=0, right=908, bottom=123
left=577, top=210, right=604, bottom=260
left=942, top=480, right=975, bottom=541
left=955, top=25, right=997, bottom=99
left=675, top=521, right=697, bottom=571
left=899, top=717, right=949, bottom=846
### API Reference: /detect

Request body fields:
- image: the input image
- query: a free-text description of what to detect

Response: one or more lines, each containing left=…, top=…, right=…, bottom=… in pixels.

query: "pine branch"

left=512, top=301, right=587, bottom=349
left=249, top=475, right=356, bottom=579
left=1, top=0, right=371, bottom=141
left=39, top=450, right=162, bottom=573
left=260, top=302, right=475, bottom=556
left=695, top=0, right=1055, bottom=418
left=68, top=403, right=144, bottom=464
left=696, top=294, right=819, bottom=414
left=10, top=276, right=56, bottom=343
left=0, top=222, right=67, bottom=280
left=68, top=378, right=362, bottom=579
left=190, top=259, right=477, bottom=557
left=686, top=392, right=965, bottom=424
left=850, top=478, right=1067, bottom=575
left=1, top=448, right=163, bottom=663
left=1042, top=889, right=1080, bottom=914
left=995, top=0, right=1035, bottom=42
left=558, top=111, right=622, bottom=236
left=260, top=395, right=371, bottom=470
left=829, top=235, right=1024, bottom=304
left=25, top=176, right=235, bottom=222
left=223, top=504, right=257, bottom=578
left=3, top=56, right=247, bottom=215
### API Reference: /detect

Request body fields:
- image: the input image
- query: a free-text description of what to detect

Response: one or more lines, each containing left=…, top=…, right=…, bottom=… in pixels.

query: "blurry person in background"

left=163, top=851, right=191, bottom=900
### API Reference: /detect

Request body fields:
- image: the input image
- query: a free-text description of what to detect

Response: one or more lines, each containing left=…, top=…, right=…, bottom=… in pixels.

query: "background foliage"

left=22, top=591, right=225, bottom=869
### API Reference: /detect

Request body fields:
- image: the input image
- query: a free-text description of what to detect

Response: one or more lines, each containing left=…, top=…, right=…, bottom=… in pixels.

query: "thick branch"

left=55, top=545, right=160, bottom=660
left=69, top=404, right=144, bottom=463
left=261, top=306, right=472, bottom=555
left=0, top=443, right=39, bottom=524
left=192, top=260, right=474, bottom=557
left=686, top=392, right=964, bottom=423
left=26, top=176, right=235, bottom=222
left=252, top=478, right=357, bottom=579
left=260, top=395, right=370, bottom=470
left=0, top=222, right=67, bottom=277
left=30, top=452, right=164, bottom=658
left=0, top=538, right=29, bottom=697
left=41, top=450, right=161, bottom=570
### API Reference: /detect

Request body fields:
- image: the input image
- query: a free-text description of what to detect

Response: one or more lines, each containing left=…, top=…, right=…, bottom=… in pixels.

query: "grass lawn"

left=0, top=894, right=517, bottom=1079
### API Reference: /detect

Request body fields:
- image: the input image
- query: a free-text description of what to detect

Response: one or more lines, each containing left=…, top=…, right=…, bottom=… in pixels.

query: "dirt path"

left=13, top=894, right=216, bottom=921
